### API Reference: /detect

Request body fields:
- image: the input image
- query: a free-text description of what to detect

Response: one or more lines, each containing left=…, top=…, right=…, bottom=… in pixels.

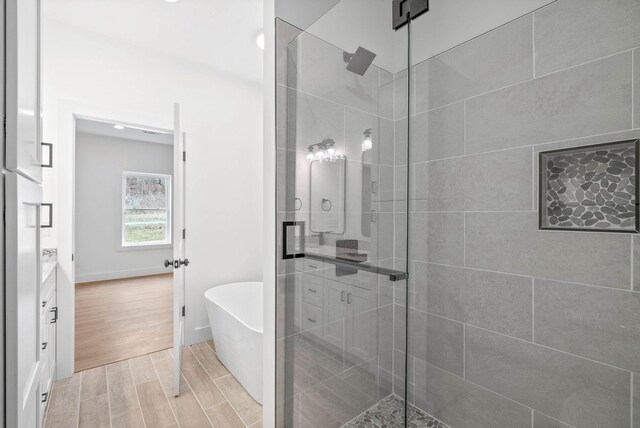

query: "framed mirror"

left=309, top=157, right=346, bottom=234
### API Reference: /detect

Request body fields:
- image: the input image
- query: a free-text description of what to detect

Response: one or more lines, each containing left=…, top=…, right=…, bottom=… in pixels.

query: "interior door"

left=172, top=103, right=187, bottom=396
left=5, top=0, right=42, bottom=183
left=6, top=172, right=43, bottom=428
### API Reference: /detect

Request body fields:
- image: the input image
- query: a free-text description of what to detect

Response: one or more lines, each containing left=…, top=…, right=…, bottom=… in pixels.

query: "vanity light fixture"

left=113, top=124, right=125, bottom=130
left=307, top=139, right=342, bottom=162
left=362, top=128, right=373, bottom=151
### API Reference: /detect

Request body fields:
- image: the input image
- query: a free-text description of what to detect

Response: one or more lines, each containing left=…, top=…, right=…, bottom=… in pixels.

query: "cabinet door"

left=322, top=280, right=347, bottom=350
left=6, top=0, right=42, bottom=182
left=6, top=173, right=43, bottom=427
left=346, top=286, right=378, bottom=363
left=48, top=291, right=57, bottom=387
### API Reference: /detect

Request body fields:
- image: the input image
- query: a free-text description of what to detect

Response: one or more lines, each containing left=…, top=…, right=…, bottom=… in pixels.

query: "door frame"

left=55, top=101, right=177, bottom=379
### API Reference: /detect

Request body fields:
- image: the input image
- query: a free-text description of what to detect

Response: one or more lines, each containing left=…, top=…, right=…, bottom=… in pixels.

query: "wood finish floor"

left=45, top=341, right=263, bottom=428
left=75, top=274, right=173, bottom=372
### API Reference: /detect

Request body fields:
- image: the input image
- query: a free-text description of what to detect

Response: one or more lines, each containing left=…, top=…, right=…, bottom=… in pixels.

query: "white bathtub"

left=204, top=282, right=263, bottom=404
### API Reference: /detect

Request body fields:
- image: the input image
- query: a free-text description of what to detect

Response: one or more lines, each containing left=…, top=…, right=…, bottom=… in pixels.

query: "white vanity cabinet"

left=300, top=270, right=378, bottom=364
left=40, top=265, right=57, bottom=425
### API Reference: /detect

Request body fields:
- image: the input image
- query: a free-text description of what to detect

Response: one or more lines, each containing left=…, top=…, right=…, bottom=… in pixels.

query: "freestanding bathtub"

left=204, top=282, right=263, bottom=404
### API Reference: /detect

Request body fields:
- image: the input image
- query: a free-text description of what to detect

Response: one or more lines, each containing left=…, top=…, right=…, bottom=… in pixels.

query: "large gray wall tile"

left=411, top=103, right=465, bottom=163
left=635, top=236, right=640, bottom=293
left=426, top=264, right=532, bottom=340
left=276, top=19, right=301, bottom=88
left=379, top=70, right=394, bottom=121
left=633, top=49, right=640, bottom=128
left=535, top=0, right=640, bottom=76
left=414, top=15, right=533, bottom=112
left=410, top=212, right=464, bottom=266
left=534, top=278, right=640, bottom=372
left=414, top=147, right=532, bottom=211
left=465, top=326, right=631, bottom=427
left=533, top=412, right=573, bottom=428
left=413, top=360, right=532, bottom=428
left=424, top=314, right=464, bottom=377
left=299, top=33, right=381, bottom=116
left=466, top=52, right=633, bottom=154
left=277, top=86, right=345, bottom=152
left=465, top=212, right=631, bottom=288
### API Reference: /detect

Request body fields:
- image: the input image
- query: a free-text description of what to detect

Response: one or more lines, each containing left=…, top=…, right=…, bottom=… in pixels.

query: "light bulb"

left=362, top=129, right=373, bottom=151
left=306, top=151, right=314, bottom=161
left=327, top=146, right=336, bottom=155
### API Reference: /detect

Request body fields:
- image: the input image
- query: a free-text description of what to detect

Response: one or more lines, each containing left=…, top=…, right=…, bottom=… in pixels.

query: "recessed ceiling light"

left=113, top=124, right=125, bottom=130
left=256, top=33, right=265, bottom=50
left=165, top=0, right=178, bottom=3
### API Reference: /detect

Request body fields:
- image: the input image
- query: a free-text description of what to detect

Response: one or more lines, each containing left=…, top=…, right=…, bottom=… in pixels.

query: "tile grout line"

left=190, top=345, right=252, bottom=427
left=106, top=369, right=113, bottom=428
left=462, top=324, right=466, bottom=380
left=631, top=372, right=634, bottom=428
left=149, top=352, right=181, bottom=428
left=128, top=363, right=148, bottom=428
left=419, top=260, right=639, bottom=294
left=631, top=236, right=634, bottom=291
left=77, top=372, right=83, bottom=428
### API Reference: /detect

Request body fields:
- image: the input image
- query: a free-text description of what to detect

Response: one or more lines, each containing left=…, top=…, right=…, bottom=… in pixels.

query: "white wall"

left=75, top=132, right=173, bottom=283
left=43, top=19, right=263, bottom=378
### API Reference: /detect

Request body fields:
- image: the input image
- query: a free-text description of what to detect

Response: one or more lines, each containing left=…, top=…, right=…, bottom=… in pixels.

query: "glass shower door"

left=274, top=0, right=410, bottom=426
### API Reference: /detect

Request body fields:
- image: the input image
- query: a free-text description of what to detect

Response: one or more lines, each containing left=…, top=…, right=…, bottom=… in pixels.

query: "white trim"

left=56, top=100, right=176, bottom=380
left=121, top=171, right=173, bottom=248
left=75, top=267, right=172, bottom=284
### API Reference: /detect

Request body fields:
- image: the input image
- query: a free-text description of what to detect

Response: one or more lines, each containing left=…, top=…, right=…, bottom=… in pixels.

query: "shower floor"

left=343, top=395, right=449, bottom=428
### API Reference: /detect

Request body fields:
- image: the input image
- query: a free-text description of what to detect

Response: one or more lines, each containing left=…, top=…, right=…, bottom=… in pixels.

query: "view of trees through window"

left=123, top=173, right=171, bottom=245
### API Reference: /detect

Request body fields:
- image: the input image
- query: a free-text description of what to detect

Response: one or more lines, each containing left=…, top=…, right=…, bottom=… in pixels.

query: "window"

left=122, top=172, right=171, bottom=246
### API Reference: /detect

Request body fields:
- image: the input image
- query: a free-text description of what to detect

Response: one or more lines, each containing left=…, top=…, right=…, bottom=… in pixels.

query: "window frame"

left=121, top=171, right=172, bottom=248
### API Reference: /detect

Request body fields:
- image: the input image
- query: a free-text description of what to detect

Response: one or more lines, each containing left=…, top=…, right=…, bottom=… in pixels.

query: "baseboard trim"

left=187, top=325, right=213, bottom=346
left=76, top=266, right=172, bottom=283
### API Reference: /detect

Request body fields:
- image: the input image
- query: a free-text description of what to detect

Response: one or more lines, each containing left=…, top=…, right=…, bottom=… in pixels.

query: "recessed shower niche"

left=539, top=139, right=639, bottom=232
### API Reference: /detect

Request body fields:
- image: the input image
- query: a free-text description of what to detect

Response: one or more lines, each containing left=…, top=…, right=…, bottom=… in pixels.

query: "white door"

left=6, top=0, right=43, bottom=183
left=6, top=172, right=43, bottom=428
left=172, top=103, right=188, bottom=396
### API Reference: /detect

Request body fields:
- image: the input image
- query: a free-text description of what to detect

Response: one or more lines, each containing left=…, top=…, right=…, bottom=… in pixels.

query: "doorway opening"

left=73, top=117, right=175, bottom=372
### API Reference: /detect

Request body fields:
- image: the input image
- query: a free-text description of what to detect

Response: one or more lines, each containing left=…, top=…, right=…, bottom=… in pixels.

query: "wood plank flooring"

left=45, top=341, right=263, bottom=428
left=75, top=274, right=173, bottom=372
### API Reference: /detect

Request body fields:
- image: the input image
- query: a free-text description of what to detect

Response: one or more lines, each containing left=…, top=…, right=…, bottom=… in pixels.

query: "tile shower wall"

left=401, top=1, right=640, bottom=428
left=275, top=19, right=401, bottom=427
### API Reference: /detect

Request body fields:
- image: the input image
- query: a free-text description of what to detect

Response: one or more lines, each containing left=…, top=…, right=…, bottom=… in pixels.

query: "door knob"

left=164, top=259, right=173, bottom=268
left=164, top=259, right=190, bottom=269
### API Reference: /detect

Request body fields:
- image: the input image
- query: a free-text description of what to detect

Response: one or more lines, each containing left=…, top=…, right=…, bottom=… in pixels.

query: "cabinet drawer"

left=302, top=303, right=323, bottom=332
left=302, top=274, right=324, bottom=307
left=301, top=258, right=325, bottom=277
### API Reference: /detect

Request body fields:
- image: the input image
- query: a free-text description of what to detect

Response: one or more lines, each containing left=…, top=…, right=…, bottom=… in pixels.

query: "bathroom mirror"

left=309, top=157, right=346, bottom=234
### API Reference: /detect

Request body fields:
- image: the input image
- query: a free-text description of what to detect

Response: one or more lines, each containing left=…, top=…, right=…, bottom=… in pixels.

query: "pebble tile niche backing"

left=539, top=139, right=639, bottom=232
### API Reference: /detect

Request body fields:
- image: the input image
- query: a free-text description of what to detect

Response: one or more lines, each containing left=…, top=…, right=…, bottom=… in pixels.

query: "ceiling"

left=44, top=0, right=264, bottom=82
left=76, top=118, right=174, bottom=145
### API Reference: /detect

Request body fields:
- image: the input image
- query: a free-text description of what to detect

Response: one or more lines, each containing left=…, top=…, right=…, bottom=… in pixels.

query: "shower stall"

left=274, top=0, right=640, bottom=427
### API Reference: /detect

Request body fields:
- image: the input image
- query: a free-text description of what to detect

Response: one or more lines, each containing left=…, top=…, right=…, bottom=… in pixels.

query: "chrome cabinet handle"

left=307, top=318, right=316, bottom=323
left=50, top=307, right=58, bottom=323
left=340, top=291, right=346, bottom=302
left=307, top=288, right=317, bottom=293
left=41, top=393, right=48, bottom=403
left=42, top=342, right=48, bottom=350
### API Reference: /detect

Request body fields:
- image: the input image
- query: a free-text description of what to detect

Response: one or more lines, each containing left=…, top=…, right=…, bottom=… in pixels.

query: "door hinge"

left=181, top=306, right=185, bottom=317
left=182, top=228, right=186, bottom=239
left=183, top=151, right=186, bottom=162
